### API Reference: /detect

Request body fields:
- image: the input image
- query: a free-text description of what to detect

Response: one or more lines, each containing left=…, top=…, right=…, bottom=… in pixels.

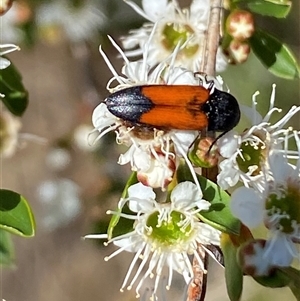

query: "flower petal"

left=141, top=0, right=168, bottom=21
left=217, top=130, right=240, bottom=158
left=92, top=103, right=116, bottom=129
left=171, top=181, right=203, bottom=207
left=113, top=236, right=141, bottom=252
left=0, top=57, right=11, bottom=69
left=230, top=187, right=264, bottom=228
left=190, top=0, right=210, bottom=25
left=197, top=223, right=221, bottom=245
left=264, top=234, right=295, bottom=267
left=127, top=183, right=156, bottom=212
left=268, top=152, right=294, bottom=184
left=172, top=130, right=198, bottom=154
left=217, top=159, right=240, bottom=190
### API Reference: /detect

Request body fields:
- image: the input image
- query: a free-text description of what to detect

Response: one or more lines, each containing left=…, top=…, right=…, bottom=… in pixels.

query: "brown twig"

left=187, top=1, right=223, bottom=301
left=202, top=0, right=223, bottom=182
left=203, top=0, right=223, bottom=77
left=186, top=246, right=208, bottom=301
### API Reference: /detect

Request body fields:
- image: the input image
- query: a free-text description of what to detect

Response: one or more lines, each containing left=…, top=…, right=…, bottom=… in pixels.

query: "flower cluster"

left=86, top=181, right=221, bottom=298
left=216, top=86, right=300, bottom=275
left=92, top=35, right=211, bottom=191
left=88, top=0, right=228, bottom=298
left=230, top=131, right=300, bottom=275
left=217, top=85, right=300, bottom=192
left=122, top=0, right=227, bottom=72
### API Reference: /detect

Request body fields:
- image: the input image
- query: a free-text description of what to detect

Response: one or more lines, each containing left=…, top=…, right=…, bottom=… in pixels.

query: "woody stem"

left=187, top=1, right=223, bottom=301
left=202, top=0, right=222, bottom=183
left=203, top=0, right=223, bottom=76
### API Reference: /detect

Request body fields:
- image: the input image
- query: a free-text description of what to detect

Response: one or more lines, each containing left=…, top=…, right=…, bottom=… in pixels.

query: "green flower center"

left=146, top=210, right=192, bottom=247
left=236, top=141, right=265, bottom=175
left=161, top=23, right=199, bottom=58
left=266, top=183, right=300, bottom=233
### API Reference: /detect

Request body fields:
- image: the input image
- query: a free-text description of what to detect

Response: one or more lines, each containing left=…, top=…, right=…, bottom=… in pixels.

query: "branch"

left=187, top=2, right=223, bottom=301
left=202, top=0, right=223, bottom=182
left=186, top=246, right=208, bottom=301
left=203, top=0, right=223, bottom=76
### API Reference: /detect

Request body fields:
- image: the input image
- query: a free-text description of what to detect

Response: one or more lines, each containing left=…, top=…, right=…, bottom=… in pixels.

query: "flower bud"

left=15, top=1, right=32, bottom=24
left=226, top=10, right=255, bottom=41
left=189, top=137, right=219, bottom=168
left=137, top=149, right=176, bottom=190
left=238, top=239, right=275, bottom=277
left=228, top=39, right=251, bottom=64
left=0, top=0, right=13, bottom=16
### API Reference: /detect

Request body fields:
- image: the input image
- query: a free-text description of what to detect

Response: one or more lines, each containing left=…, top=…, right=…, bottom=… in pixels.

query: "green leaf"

left=241, top=0, right=292, bottom=18
left=176, top=162, right=241, bottom=235
left=0, top=189, right=35, bottom=237
left=0, top=60, right=29, bottom=116
left=221, top=233, right=244, bottom=301
left=120, top=171, right=138, bottom=199
left=0, top=229, right=14, bottom=266
left=107, top=172, right=138, bottom=239
left=250, top=28, right=300, bottom=79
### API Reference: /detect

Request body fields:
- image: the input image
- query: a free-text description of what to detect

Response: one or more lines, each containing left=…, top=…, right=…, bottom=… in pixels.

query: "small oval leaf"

left=176, top=162, right=241, bottom=235
left=0, top=189, right=35, bottom=237
left=250, top=28, right=300, bottom=79
left=0, top=60, right=29, bottom=116
left=246, top=0, right=291, bottom=18
left=0, top=229, right=15, bottom=266
left=107, top=172, right=137, bottom=239
left=221, top=233, right=244, bottom=301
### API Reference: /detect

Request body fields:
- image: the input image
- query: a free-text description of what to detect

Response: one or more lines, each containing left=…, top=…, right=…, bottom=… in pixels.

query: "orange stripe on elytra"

left=139, top=106, right=208, bottom=130
left=141, top=85, right=210, bottom=107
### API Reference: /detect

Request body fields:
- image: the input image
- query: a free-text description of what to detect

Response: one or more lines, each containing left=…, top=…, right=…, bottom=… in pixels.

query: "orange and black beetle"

left=105, top=85, right=240, bottom=133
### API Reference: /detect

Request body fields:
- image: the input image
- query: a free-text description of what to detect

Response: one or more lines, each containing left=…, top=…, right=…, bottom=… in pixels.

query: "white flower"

left=93, top=102, right=197, bottom=189
left=230, top=131, right=300, bottom=268
left=0, top=43, right=20, bottom=70
left=85, top=181, right=220, bottom=299
left=36, top=0, right=106, bottom=43
left=92, top=37, right=210, bottom=189
left=217, top=84, right=300, bottom=191
left=122, top=0, right=228, bottom=72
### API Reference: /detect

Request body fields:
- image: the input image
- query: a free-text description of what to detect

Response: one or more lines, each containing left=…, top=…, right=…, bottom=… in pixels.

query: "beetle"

left=105, top=85, right=240, bottom=133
